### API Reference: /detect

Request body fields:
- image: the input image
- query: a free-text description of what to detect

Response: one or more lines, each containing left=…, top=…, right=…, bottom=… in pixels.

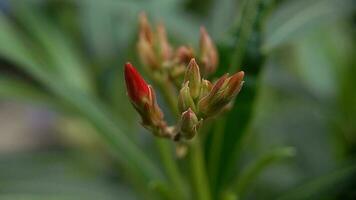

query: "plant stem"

left=190, top=139, right=212, bottom=200
left=208, top=119, right=226, bottom=189
left=146, top=70, right=187, bottom=199
left=155, top=139, right=188, bottom=200
left=149, top=180, right=180, bottom=200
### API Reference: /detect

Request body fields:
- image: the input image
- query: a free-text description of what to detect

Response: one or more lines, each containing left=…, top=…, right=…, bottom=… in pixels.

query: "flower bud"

left=200, top=27, right=218, bottom=75
left=137, top=37, right=159, bottom=69
left=178, top=82, right=196, bottom=113
left=144, top=85, right=165, bottom=127
left=138, top=12, right=153, bottom=44
left=156, top=23, right=173, bottom=62
left=124, top=62, right=150, bottom=107
left=175, top=46, right=195, bottom=65
left=223, top=71, right=245, bottom=99
left=124, top=62, right=164, bottom=128
left=179, top=108, right=201, bottom=140
left=137, top=13, right=159, bottom=69
left=198, top=71, right=244, bottom=117
left=199, top=79, right=212, bottom=99
left=184, top=58, right=201, bottom=99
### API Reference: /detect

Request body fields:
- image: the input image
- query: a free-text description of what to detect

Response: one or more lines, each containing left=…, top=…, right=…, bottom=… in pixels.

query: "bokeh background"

left=0, top=0, right=355, bottom=199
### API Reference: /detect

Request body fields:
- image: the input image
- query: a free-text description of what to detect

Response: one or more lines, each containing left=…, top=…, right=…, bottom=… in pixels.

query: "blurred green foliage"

left=0, top=0, right=355, bottom=199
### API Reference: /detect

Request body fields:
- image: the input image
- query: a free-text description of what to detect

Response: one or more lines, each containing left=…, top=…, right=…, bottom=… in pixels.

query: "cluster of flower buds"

left=124, top=13, right=244, bottom=142
left=137, top=13, right=173, bottom=70
left=124, top=60, right=244, bottom=141
left=137, top=13, right=218, bottom=83
left=176, top=58, right=244, bottom=139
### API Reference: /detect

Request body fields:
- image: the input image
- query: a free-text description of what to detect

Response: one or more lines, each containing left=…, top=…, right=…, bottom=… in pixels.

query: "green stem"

left=155, top=139, right=188, bottom=200
left=149, top=179, right=182, bottom=200
left=145, top=69, right=187, bottom=199
left=190, top=139, right=212, bottom=200
left=208, top=119, right=226, bottom=188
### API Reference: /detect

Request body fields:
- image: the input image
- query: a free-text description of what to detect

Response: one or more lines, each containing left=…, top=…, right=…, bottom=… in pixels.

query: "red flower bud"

left=124, top=62, right=150, bottom=106
left=124, top=62, right=166, bottom=135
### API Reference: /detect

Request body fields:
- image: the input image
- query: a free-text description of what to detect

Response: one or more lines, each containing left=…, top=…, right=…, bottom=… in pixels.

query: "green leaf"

left=13, top=3, right=93, bottom=94
left=0, top=12, right=57, bottom=88
left=0, top=12, right=164, bottom=189
left=231, top=147, right=296, bottom=198
left=0, top=76, right=60, bottom=109
left=0, top=152, right=137, bottom=200
left=263, top=0, right=353, bottom=52
left=276, top=163, right=356, bottom=200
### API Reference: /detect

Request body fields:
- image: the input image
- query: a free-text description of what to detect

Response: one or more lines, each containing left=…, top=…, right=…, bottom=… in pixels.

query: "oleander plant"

left=0, top=1, right=355, bottom=200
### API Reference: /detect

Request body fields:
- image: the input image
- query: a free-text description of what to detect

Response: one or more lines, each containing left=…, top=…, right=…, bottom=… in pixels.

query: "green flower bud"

left=184, top=58, right=201, bottom=99
left=179, top=108, right=202, bottom=140
left=199, top=79, right=212, bottom=99
left=178, top=82, right=196, bottom=113
left=198, top=71, right=244, bottom=117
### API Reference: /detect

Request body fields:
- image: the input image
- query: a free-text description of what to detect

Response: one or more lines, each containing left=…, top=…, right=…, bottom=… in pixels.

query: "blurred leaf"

left=231, top=147, right=296, bottom=197
left=263, top=0, right=353, bottom=52
left=208, top=0, right=238, bottom=39
left=0, top=10, right=164, bottom=190
left=293, top=30, right=338, bottom=100
left=276, top=163, right=356, bottom=200
left=0, top=75, right=60, bottom=109
left=0, top=12, right=55, bottom=87
left=79, top=0, right=201, bottom=59
left=0, top=152, right=137, bottom=200
left=13, top=3, right=93, bottom=94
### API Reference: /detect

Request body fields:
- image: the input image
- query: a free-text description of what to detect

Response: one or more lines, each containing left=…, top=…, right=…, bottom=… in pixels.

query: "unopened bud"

left=145, top=85, right=165, bottom=126
left=138, top=13, right=153, bottom=44
left=223, top=71, right=244, bottom=100
left=137, top=13, right=159, bottom=69
left=178, top=82, right=196, bottom=113
left=179, top=108, right=201, bottom=140
left=198, top=71, right=244, bottom=117
left=156, top=23, right=173, bottom=62
left=200, top=27, right=218, bottom=75
left=184, top=58, right=201, bottom=99
left=124, top=63, right=164, bottom=128
left=199, top=79, right=212, bottom=99
left=137, top=37, right=159, bottom=69
left=175, top=46, right=195, bottom=64
left=124, top=62, right=150, bottom=107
